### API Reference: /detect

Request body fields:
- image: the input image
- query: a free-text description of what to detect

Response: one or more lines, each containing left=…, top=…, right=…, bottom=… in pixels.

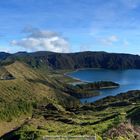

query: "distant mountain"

left=0, top=52, right=11, bottom=60
left=2, top=51, right=140, bottom=70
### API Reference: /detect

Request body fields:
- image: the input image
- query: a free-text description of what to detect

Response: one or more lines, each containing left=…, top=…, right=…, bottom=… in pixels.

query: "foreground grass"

left=3, top=102, right=139, bottom=140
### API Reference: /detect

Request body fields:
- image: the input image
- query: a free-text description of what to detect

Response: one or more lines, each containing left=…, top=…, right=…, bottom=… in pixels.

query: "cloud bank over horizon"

left=11, top=27, right=70, bottom=53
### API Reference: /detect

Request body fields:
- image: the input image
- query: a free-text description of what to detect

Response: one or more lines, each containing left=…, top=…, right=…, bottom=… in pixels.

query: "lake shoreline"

left=99, top=85, right=119, bottom=89
left=64, top=68, right=140, bottom=103
left=63, top=68, right=103, bottom=83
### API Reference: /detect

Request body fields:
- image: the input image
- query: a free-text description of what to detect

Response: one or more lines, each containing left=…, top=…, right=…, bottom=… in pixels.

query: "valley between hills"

left=0, top=51, right=139, bottom=140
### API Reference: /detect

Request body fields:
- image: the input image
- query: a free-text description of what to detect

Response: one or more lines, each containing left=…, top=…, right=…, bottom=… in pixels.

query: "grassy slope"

left=0, top=61, right=79, bottom=136
left=1, top=89, right=140, bottom=140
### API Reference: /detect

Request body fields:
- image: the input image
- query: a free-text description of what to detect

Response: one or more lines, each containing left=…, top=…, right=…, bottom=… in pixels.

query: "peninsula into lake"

left=63, top=80, right=119, bottom=98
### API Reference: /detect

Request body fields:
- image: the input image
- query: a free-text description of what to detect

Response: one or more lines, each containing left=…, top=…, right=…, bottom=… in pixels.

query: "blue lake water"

left=67, top=69, right=140, bottom=103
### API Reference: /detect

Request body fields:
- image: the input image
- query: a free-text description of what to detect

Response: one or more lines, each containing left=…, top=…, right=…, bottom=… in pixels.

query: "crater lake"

left=67, top=69, right=140, bottom=103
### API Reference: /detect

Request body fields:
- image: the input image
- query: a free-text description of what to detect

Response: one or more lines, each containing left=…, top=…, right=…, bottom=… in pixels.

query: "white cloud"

left=11, top=28, right=70, bottom=53
left=100, top=35, right=119, bottom=45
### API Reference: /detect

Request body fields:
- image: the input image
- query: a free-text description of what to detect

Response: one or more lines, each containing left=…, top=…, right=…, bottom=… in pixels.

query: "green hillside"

left=0, top=61, right=79, bottom=136
left=1, top=90, right=140, bottom=140
left=0, top=52, right=139, bottom=140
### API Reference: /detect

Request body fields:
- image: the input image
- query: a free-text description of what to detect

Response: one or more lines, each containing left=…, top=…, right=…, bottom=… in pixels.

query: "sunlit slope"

left=0, top=61, right=79, bottom=136
left=0, top=61, right=78, bottom=119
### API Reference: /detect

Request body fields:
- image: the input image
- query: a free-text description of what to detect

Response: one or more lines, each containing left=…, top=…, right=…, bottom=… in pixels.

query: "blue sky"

left=0, top=0, right=140, bottom=54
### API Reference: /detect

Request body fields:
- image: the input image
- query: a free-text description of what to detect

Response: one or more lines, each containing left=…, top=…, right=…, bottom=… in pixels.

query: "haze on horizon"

left=0, top=0, right=140, bottom=54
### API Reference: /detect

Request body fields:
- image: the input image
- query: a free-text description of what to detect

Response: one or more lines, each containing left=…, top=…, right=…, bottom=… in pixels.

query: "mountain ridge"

left=1, top=51, right=140, bottom=70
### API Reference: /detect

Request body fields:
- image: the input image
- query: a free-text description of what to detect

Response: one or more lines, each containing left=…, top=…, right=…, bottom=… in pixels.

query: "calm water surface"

left=67, top=69, right=140, bottom=103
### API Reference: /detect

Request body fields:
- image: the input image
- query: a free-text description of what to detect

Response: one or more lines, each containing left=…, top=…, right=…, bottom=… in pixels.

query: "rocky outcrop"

left=0, top=68, right=15, bottom=80
left=105, top=123, right=140, bottom=140
left=45, top=103, right=59, bottom=111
